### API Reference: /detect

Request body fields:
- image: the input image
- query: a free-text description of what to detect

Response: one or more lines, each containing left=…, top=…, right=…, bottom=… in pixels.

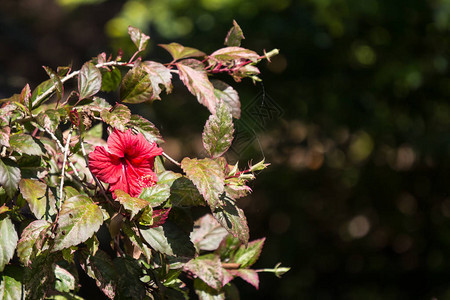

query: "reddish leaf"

left=128, top=26, right=150, bottom=52
left=78, top=62, right=102, bottom=100
left=225, top=20, right=245, bottom=47
left=210, top=47, right=259, bottom=63
left=230, top=269, right=259, bottom=289
left=142, top=61, right=173, bottom=100
left=159, top=43, right=206, bottom=61
left=177, top=59, right=218, bottom=115
left=184, top=254, right=224, bottom=290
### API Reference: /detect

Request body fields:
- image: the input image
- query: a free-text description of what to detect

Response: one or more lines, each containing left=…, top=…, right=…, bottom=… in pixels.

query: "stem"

left=32, top=61, right=133, bottom=108
left=162, top=152, right=181, bottom=167
left=222, top=262, right=241, bottom=269
left=58, top=127, right=73, bottom=210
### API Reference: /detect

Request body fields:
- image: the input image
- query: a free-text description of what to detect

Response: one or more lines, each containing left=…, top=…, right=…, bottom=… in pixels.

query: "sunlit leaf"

left=0, top=158, right=21, bottom=199
left=20, top=83, right=32, bottom=112
left=139, top=221, right=195, bottom=258
left=176, top=59, right=218, bottom=115
left=100, top=104, right=131, bottom=131
left=233, top=238, right=265, bottom=268
left=194, top=278, right=225, bottom=300
left=142, top=60, right=173, bottom=100
left=128, top=26, right=150, bottom=52
left=0, top=266, right=24, bottom=300
left=181, top=157, right=225, bottom=209
left=19, top=179, right=55, bottom=219
left=212, top=80, right=240, bottom=119
left=36, top=109, right=61, bottom=133
left=191, top=214, right=228, bottom=251
left=114, top=189, right=149, bottom=220
left=0, top=125, right=10, bottom=148
left=53, top=195, right=103, bottom=251
left=127, top=114, right=164, bottom=144
left=17, top=220, right=51, bottom=266
left=120, top=63, right=153, bottom=104
left=212, top=198, right=249, bottom=245
left=139, top=183, right=170, bottom=207
left=225, top=20, right=245, bottom=47
left=54, top=264, right=76, bottom=293
left=9, top=133, right=43, bottom=156
left=30, top=79, right=54, bottom=108
left=230, top=269, right=259, bottom=289
left=203, top=101, right=234, bottom=158
left=210, top=47, right=259, bottom=63
left=185, top=254, right=223, bottom=290
left=0, top=217, right=18, bottom=272
left=159, top=42, right=206, bottom=61
left=78, top=62, right=102, bottom=100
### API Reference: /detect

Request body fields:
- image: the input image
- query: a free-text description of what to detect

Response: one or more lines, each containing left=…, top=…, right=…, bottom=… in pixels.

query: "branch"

left=58, top=127, right=73, bottom=210
left=162, top=152, right=181, bottom=167
left=32, top=61, right=133, bottom=108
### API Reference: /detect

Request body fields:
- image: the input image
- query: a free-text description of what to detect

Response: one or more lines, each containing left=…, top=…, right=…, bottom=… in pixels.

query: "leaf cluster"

left=0, top=22, right=287, bottom=299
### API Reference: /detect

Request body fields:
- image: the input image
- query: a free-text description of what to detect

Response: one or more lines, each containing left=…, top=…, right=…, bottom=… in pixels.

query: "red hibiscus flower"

left=88, top=129, right=163, bottom=197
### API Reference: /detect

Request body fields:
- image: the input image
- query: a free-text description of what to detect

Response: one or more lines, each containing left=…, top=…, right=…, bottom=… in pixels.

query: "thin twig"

left=162, top=152, right=181, bottom=167
left=39, top=126, right=81, bottom=181
left=32, top=61, right=132, bottom=108
left=58, top=127, right=73, bottom=209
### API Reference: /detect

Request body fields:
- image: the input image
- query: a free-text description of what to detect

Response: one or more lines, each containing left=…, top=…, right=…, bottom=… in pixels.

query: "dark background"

left=1, top=0, right=449, bottom=299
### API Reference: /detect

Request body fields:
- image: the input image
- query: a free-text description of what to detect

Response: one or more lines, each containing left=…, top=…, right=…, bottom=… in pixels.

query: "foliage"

left=0, top=23, right=287, bottom=299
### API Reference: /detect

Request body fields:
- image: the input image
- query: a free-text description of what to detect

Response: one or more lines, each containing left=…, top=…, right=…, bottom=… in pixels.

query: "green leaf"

left=100, top=104, right=131, bottom=131
left=181, top=157, right=225, bottom=209
left=78, top=62, right=102, bottom=100
left=20, top=83, right=32, bottom=112
left=170, top=177, right=206, bottom=207
left=31, top=79, right=54, bottom=108
left=128, top=25, right=150, bottom=52
left=157, top=170, right=182, bottom=186
left=19, top=179, right=55, bottom=219
left=225, top=20, right=245, bottom=47
left=210, top=47, right=259, bottom=63
left=54, top=264, right=76, bottom=293
left=191, top=214, right=228, bottom=251
left=36, top=109, right=61, bottom=133
left=0, top=125, right=10, bottom=148
left=114, top=257, right=147, bottom=299
left=0, top=217, right=18, bottom=272
left=159, top=42, right=206, bottom=61
left=142, top=60, right=173, bottom=100
left=0, top=266, right=24, bottom=300
left=212, top=198, right=249, bottom=245
left=139, top=221, right=195, bottom=258
left=23, top=253, right=56, bottom=300
left=185, top=254, right=223, bottom=290
left=0, top=158, right=20, bottom=199
left=127, top=114, right=164, bottom=144
left=79, top=249, right=117, bottom=299
left=194, top=279, right=225, bottom=300
left=101, top=67, right=122, bottom=92
left=202, top=101, right=234, bottom=158
left=9, top=133, right=43, bottom=156
left=120, top=63, right=153, bottom=104
left=43, top=66, right=64, bottom=102
left=139, top=183, right=170, bottom=207
left=212, top=80, right=240, bottom=119
left=176, top=59, right=218, bottom=115
left=53, top=195, right=104, bottom=251
left=122, top=221, right=152, bottom=262
left=114, top=189, right=149, bottom=220
left=233, top=238, right=265, bottom=268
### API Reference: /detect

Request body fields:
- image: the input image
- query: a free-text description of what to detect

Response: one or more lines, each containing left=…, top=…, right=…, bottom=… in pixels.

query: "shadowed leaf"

left=225, top=20, right=245, bottom=47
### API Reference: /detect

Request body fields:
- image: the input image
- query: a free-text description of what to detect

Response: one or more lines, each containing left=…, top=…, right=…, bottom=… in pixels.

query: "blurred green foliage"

left=0, top=0, right=449, bottom=298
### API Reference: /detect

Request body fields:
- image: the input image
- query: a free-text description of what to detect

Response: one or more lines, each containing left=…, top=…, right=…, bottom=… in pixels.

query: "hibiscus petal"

left=88, top=146, right=122, bottom=184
